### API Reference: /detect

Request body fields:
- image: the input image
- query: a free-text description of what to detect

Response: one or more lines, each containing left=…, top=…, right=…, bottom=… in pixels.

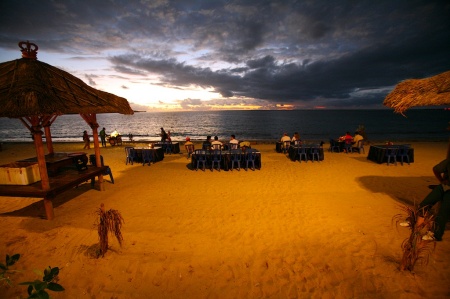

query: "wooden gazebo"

left=0, top=41, right=134, bottom=219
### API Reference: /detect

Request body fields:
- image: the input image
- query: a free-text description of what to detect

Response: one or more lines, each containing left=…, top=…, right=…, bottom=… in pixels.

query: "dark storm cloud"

left=1, top=0, right=449, bottom=109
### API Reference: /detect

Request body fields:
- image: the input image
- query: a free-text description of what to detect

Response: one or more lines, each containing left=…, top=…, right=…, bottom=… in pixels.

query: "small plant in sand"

left=393, top=204, right=436, bottom=271
left=20, top=266, right=65, bottom=298
left=96, top=203, right=124, bottom=257
left=1, top=254, right=64, bottom=298
left=0, top=253, right=21, bottom=287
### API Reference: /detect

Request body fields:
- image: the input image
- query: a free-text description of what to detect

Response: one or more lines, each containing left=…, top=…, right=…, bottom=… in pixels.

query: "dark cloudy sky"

left=1, top=0, right=449, bottom=110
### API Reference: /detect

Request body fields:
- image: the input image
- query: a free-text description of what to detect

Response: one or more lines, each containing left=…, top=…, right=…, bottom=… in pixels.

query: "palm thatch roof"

left=383, top=71, right=450, bottom=115
left=0, top=57, right=133, bottom=118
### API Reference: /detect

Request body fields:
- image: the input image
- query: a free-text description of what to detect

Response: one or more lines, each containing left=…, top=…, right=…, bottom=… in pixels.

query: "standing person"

left=100, top=127, right=107, bottom=147
left=83, top=130, right=90, bottom=149
left=160, top=127, right=168, bottom=142
left=167, top=130, right=172, bottom=141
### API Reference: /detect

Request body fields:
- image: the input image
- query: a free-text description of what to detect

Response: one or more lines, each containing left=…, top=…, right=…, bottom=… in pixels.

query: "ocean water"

left=0, top=109, right=448, bottom=143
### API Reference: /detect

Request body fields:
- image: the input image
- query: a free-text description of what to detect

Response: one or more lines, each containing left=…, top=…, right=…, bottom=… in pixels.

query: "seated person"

left=353, top=131, right=364, bottom=145
left=339, top=132, right=353, bottom=144
left=280, top=133, right=290, bottom=143
left=239, top=141, right=251, bottom=149
left=202, top=135, right=212, bottom=150
left=291, top=132, right=301, bottom=145
left=211, top=136, right=223, bottom=150
left=229, top=134, right=239, bottom=149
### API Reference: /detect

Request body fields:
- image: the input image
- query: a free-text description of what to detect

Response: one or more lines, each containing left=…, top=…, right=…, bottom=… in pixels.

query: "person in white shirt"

left=229, top=134, right=239, bottom=149
left=211, top=136, right=223, bottom=150
left=281, top=133, right=290, bottom=142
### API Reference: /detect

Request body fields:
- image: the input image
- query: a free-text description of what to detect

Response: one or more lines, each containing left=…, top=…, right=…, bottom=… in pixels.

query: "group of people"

left=280, top=132, right=302, bottom=145
left=82, top=127, right=119, bottom=149
left=199, top=135, right=241, bottom=150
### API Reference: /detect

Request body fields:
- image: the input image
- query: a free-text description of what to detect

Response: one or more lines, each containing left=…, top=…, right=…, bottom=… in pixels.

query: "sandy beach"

left=1, top=141, right=449, bottom=299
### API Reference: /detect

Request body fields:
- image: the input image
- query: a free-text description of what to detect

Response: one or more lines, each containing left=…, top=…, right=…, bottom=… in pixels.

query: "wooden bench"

left=0, top=165, right=108, bottom=219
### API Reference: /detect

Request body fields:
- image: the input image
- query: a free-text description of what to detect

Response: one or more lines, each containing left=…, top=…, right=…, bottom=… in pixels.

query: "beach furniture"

left=310, top=144, right=321, bottom=162
left=211, top=150, right=222, bottom=171
left=125, top=147, right=136, bottom=165
left=142, top=149, right=153, bottom=166
left=230, top=149, right=242, bottom=171
left=245, top=149, right=258, bottom=171
left=397, top=145, right=411, bottom=165
left=282, top=141, right=291, bottom=154
left=352, top=140, right=365, bottom=154
left=89, top=154, right=114, bottom=184
left=385, top=147, right=398, bottom=165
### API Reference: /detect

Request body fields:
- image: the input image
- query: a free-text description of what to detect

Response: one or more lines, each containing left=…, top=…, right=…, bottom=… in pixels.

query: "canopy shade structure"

left=383, top=70, right=450, bottom=158
left=383, top=70, right=450, bottom=115
left=0, top=41, right=133, bottom=220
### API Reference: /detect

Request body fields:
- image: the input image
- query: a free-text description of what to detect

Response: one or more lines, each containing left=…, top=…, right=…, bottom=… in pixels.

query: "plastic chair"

left=385, top=147, right=398, bottom=165
left=397, top=145, right=410, bottom=165
left=89, top=154, right=114, bottom=184
left=194, top=149, right=207, bottom=171
left=329, top=138, right=340, bottom=152
left=211, top=143, right=222, bottom=150
left=353, top=140, right=365, bottom=154
left=185, top=144, right=195, bottom=159
left=211, top=149, right=222, bottom=171
left=344, top=140, right=353, bottom=153
left=142, top=149, right=152, bottom=166
left=297, top=146, right=308, bottom=162
left=229, top=143, right=239, bottom=150
left=230, top=149, right=242, bottom=171
left=245, top=149, right=257, bottom=171
left=125, top=146, right=136, bottom=165
left=164, top=141, right=173, bottom=154
left=310, top=144, right=320, bottom=162
left=283, top=141, right=291, bottom=154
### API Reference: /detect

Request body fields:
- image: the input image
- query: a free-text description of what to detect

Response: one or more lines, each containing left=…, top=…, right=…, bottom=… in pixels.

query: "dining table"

left=133, top=147, right=165, bottom=163
left=191, top=148, right=262, bottom=171
left=367, top=144, right=414, bottom=164
left=155, top=142, right=181, bottom=154
left=288, top=145, right=325, bottom=162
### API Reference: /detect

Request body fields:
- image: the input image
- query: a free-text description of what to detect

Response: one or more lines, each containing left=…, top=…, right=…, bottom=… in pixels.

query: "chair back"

left=229, top=143, right=239, bottom=150
left=89, top=154, right=104, bottom=166
left=211, top=144, right=222, bottom=150
left=125, top=146, right=136, bottom=164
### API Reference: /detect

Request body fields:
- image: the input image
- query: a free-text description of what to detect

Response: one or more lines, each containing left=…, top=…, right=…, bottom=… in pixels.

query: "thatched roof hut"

left=383, top=70, right=450, bottom=115
left=0, top=41, right=133, bottom=219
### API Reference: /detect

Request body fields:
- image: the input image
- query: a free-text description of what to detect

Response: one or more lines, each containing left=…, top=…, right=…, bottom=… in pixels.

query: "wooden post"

left=43, top=197, right=55, bottom=220
left=44, top=125, right=54, bottom=154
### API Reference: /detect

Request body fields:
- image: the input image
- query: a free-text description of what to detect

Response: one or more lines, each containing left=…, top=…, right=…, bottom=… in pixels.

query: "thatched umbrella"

left=0, top=41, right=133, bottom=219
left=383, top=71, right=450, bottom=114
left=383, top=70, right=450, bottom=156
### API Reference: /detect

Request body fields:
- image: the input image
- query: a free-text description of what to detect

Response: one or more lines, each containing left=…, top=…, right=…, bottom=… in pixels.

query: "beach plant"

left=393, top=204, right=436, bottom=271
left=0, top=253, right=21, bottom=287
left=96, top=203, right=124, bottom=257
left=1, top=254, right=64, bottom=298
left=19, top=266, right=64, bottom=298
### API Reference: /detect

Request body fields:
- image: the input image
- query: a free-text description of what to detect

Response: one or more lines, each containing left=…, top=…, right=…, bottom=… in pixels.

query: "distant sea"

left=0, top=109, right=448, bottom=143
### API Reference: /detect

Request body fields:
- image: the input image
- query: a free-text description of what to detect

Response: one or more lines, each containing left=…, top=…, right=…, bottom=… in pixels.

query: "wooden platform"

left=0, top=165, right=108, bottom=219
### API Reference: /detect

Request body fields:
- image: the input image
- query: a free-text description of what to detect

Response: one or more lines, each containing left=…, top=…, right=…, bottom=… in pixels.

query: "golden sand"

left=0, top=141, right=449, bottom=298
